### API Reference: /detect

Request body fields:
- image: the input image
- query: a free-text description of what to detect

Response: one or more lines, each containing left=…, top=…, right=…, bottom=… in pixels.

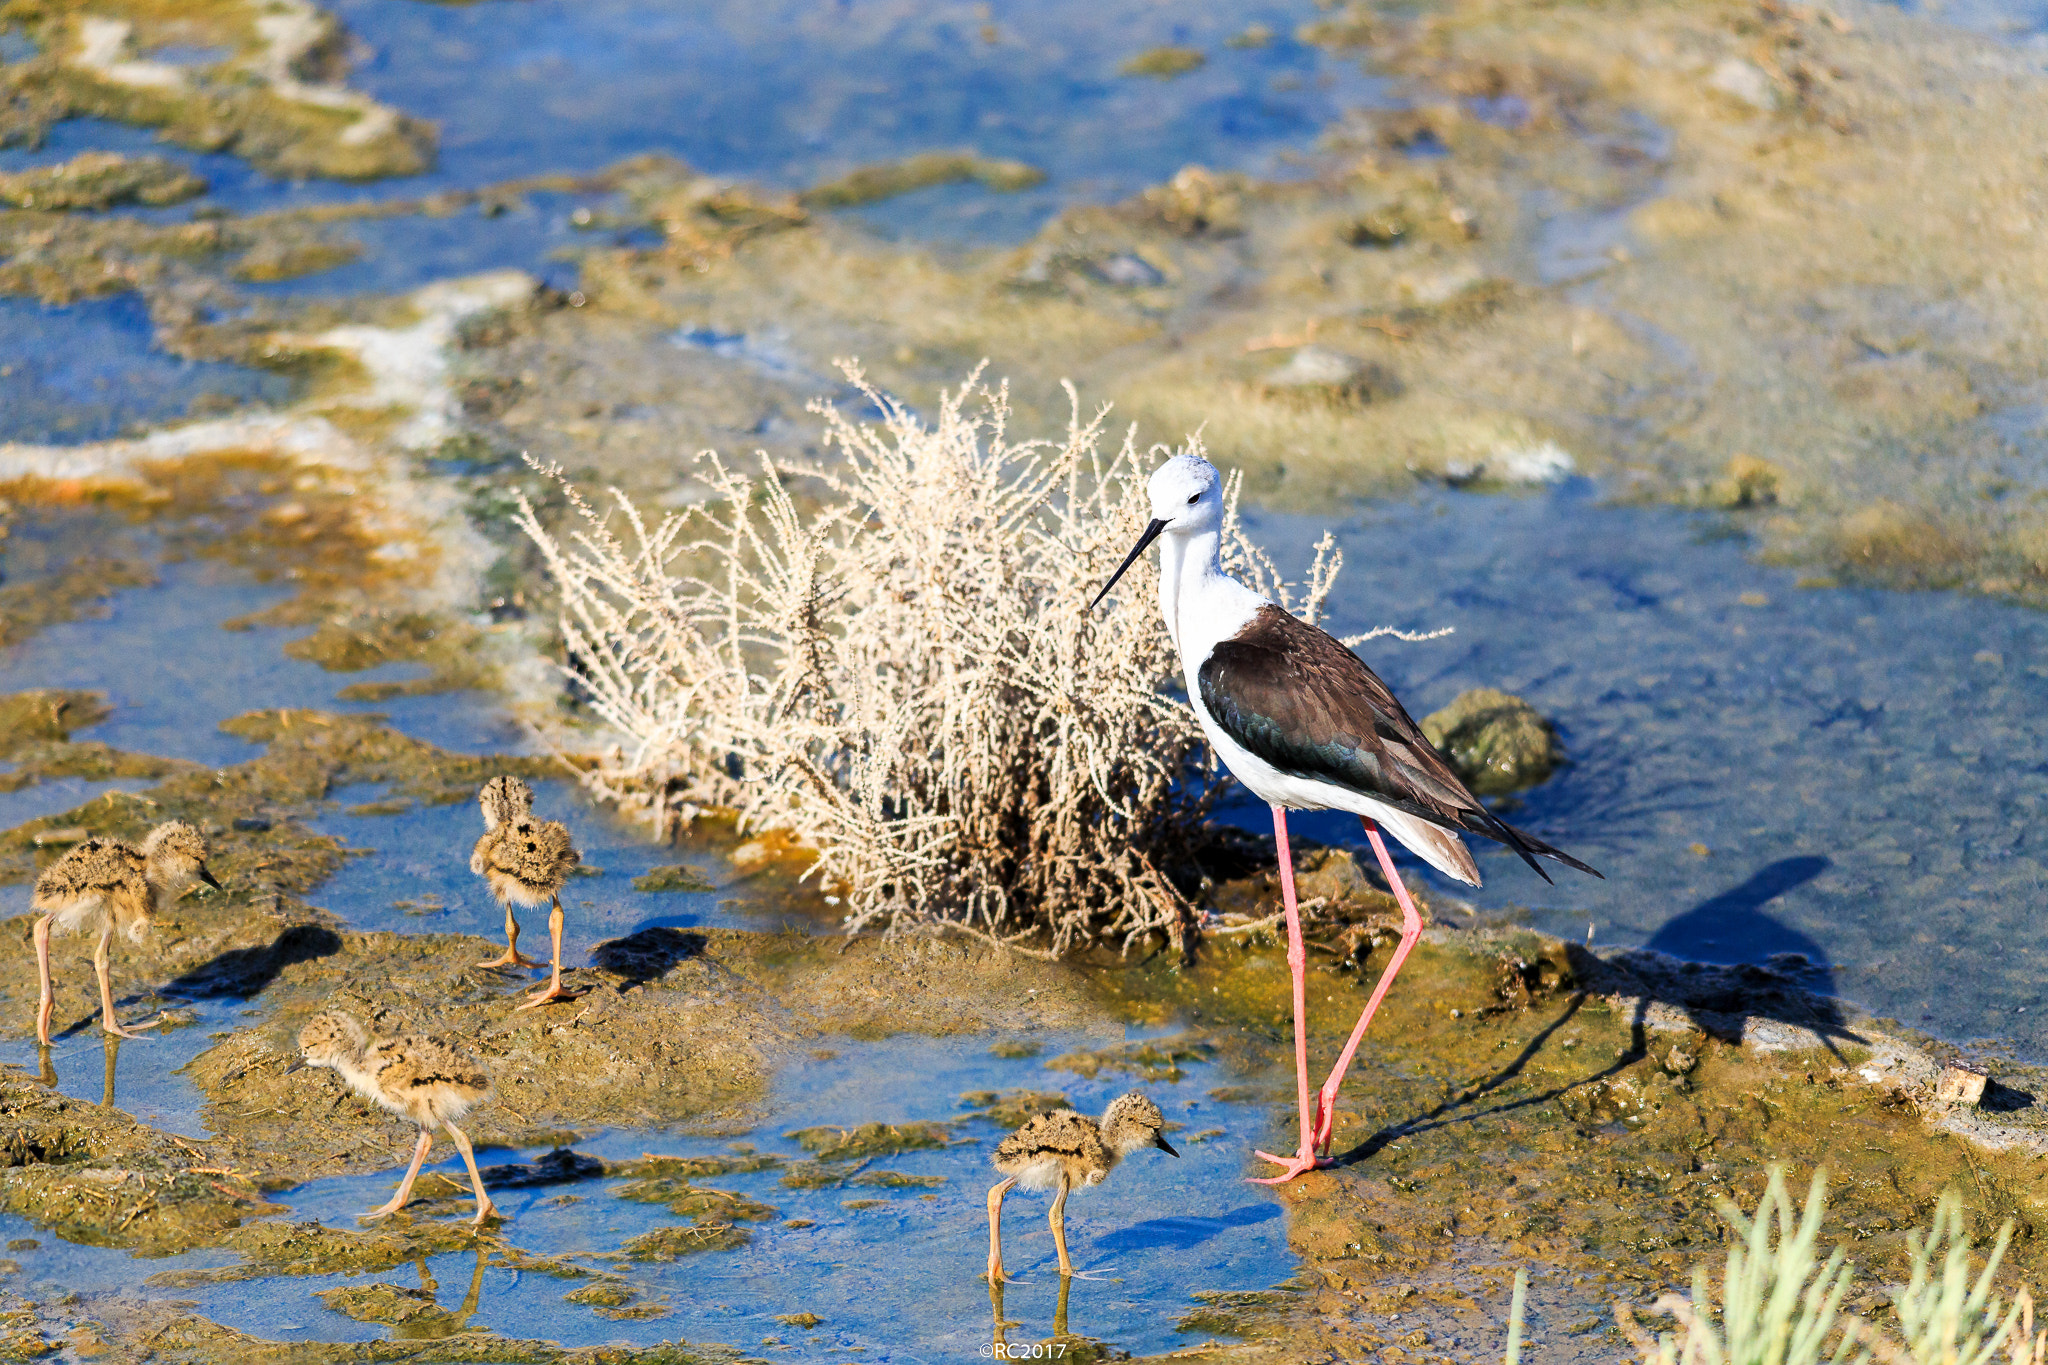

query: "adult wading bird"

left=295, top=1011, right=501, bottom=1225
left=470, top=776, right=582, bottom=1008
left=1091, top=452, right=1602, bottom=1183
left=30, top=822, right=220, bottom=1044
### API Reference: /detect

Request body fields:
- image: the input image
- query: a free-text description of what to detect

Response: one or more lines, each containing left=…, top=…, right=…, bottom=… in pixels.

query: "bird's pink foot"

left=359, top=1201, right=407, bottom=1221
left=103, top=1015, right=161, bottom=1041
left=514, top=982, right=581, bottom=1011
left=1250, top=1146, right=1333, bottom=1184
left=471, top=1198, right=503, bottom=1227
left=476, top=949, right=540, bottom=970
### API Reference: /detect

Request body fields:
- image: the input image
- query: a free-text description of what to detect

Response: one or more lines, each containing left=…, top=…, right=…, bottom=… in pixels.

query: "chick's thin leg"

left=1049, top=1172, right=1074, bottom=1277
left=476, top=901, right=539, bottom=970
left=986, top=1177, right=1016, bottom=1284
left=33, top=914, right=54, bottom=1047
left=363, top=1128, right=435, bottom=1219
left=444, top=1122, right=502, bottom=1225
left=93, top=923, right=159, bottom=1040
left=517, top=894, right=579, bottom=1009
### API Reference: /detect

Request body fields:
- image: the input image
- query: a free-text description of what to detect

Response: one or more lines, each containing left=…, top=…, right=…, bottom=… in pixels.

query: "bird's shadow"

left=1092, top=1202, right=1278, bottom=1252
left=1628, top=856, right=1862, bottom=1056
left=589, top=927, right=706, bottom=987
left=1331, top=857, right=1864, bottom=1164
left=164, top=923, right=345, bottom=999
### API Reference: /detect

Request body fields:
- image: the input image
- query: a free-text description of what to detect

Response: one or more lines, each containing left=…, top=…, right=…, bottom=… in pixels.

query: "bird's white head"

left=1146, top=451, right=1224, bottom=535
left=1090, top=450, right=1224, bottom=612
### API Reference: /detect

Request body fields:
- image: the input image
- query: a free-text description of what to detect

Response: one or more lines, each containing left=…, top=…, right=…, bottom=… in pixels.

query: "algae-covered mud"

left=4, top=0, right=2048, bottom=1358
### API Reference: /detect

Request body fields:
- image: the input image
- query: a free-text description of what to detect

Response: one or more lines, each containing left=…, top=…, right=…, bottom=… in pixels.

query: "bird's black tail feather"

left=1485, top=815, right=1604, bottom=882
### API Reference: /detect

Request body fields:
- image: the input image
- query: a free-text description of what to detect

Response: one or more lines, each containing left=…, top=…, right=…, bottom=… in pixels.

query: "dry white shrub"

left=515, top=364, right=1356, bottom=955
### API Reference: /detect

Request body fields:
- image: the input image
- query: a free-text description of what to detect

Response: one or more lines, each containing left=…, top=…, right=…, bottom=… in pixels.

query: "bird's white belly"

left=1191, top=691, right=1481, bottom=886
left=1016, top=1159, right=1065, bottom=1192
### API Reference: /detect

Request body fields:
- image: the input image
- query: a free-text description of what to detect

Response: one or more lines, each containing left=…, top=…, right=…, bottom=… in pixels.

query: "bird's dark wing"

left=1198, top=605, right=1600, bottom=881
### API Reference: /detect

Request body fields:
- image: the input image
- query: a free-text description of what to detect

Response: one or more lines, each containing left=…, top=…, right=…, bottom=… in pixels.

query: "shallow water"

left=0, top=294, right=293, bottom=445
left=0, top=558, right=524, bottom=764
left=47, top=1033, right=1283, bottom=1359
left=1233, top=482, right=2048, bottom=1047
left=325, top=0, right=1385, bottom=243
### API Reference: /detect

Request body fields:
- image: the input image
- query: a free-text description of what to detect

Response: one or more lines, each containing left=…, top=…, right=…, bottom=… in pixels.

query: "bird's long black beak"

left=197, top=865, right=222, bottom=891
left=284, top=1059, right=306, bottom=1075
left=1155, top=1134, right=1180, bottom=1158
left=1089, top=518, right=1169, bottom=612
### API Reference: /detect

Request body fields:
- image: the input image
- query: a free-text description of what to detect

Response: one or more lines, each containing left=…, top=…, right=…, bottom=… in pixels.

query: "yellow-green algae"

left=0, top=151, right=203, bottom=210
left=0, top=0, right=433, bottom=181
left=797, top=152, right=1046, bottom=210
left=1120, top=46, right=1206, bottom=79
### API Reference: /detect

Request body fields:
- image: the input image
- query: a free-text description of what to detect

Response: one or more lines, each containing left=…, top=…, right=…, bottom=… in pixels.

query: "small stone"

left=232, top=816, right=272, bottom=832
left=1935, top=1064, right=1988, bottom=1108
left=1709, top=58, right=1780, bottom=112
left=1420, top=689, right=1564, bottom=795
left=1265, top=345, right=1369, bottom=393
left=1091, top=253, right=1165, bottom=288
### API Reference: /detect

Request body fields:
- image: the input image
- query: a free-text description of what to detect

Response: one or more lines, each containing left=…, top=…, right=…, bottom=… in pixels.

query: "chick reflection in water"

left=294, top=1012, right=501, bottom=1225
left=28, top=1036, right=125, bottom=1107
left=991, top=1275, right=1106, bottom=1361
left=987, top=1092, right=1178, bottom=1283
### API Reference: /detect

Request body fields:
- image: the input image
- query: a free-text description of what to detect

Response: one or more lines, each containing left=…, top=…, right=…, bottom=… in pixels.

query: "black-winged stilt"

left=1091, top=452, right=1601, bottom=1183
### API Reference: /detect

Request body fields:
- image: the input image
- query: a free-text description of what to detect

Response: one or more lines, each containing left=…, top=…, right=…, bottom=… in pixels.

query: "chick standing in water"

left=29, top=821, right=220, bottom=1044
left=469, top=776, right=581, bottom=1009
left=987, top=1092, right=1178, bottom=1283
left=296, top=1011, right=501, bottom=1225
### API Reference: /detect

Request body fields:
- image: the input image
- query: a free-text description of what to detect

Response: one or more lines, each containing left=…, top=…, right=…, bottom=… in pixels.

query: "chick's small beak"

left=284, top=1059, right=306, bottom=1075
left=197, top=865, right=222, bottom=891
left=1155, top=1134, right=1180, bottom=1158
left=1089, top=517, right=1170, bottom=612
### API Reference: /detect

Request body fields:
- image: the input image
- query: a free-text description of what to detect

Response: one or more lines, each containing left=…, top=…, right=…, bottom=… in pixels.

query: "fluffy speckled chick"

left=296, top=1010, right=499, bottom=1225
left=29, top=821, right=220, bottom=1044
left=987, top=1091, right=1177, bottom=1282
left=469, top=776, right=582, bottom=1008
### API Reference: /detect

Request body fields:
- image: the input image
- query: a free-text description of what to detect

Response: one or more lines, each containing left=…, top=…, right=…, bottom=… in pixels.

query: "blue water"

left=325, top=0, right=1384, bottom=243
left=0, top=295, right=293, bottom=445
left=1230, top=483, right=2048, bottom=1044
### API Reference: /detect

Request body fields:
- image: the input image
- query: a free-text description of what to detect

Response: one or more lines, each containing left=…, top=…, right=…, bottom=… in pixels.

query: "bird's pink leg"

left=1252, top=804, right=1330, bottom=1184
left=516, top=894, right=580, bottom=1010
left=362, top=1128, right=434, bottom=1219
left=93, top=923, right=159, bottom=1041
left=1309, top=818, right=1425, bottom=1156
left=33, top=914, right=54, bottom=1048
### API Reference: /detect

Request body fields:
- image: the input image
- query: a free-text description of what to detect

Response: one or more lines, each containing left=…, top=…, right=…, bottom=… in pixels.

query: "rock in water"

left=1421, top=688, right=1563, bottom=795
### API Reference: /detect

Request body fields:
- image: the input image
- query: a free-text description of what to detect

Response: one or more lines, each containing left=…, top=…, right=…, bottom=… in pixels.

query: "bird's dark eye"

left=1186, top=492, right=1200, bottom=505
